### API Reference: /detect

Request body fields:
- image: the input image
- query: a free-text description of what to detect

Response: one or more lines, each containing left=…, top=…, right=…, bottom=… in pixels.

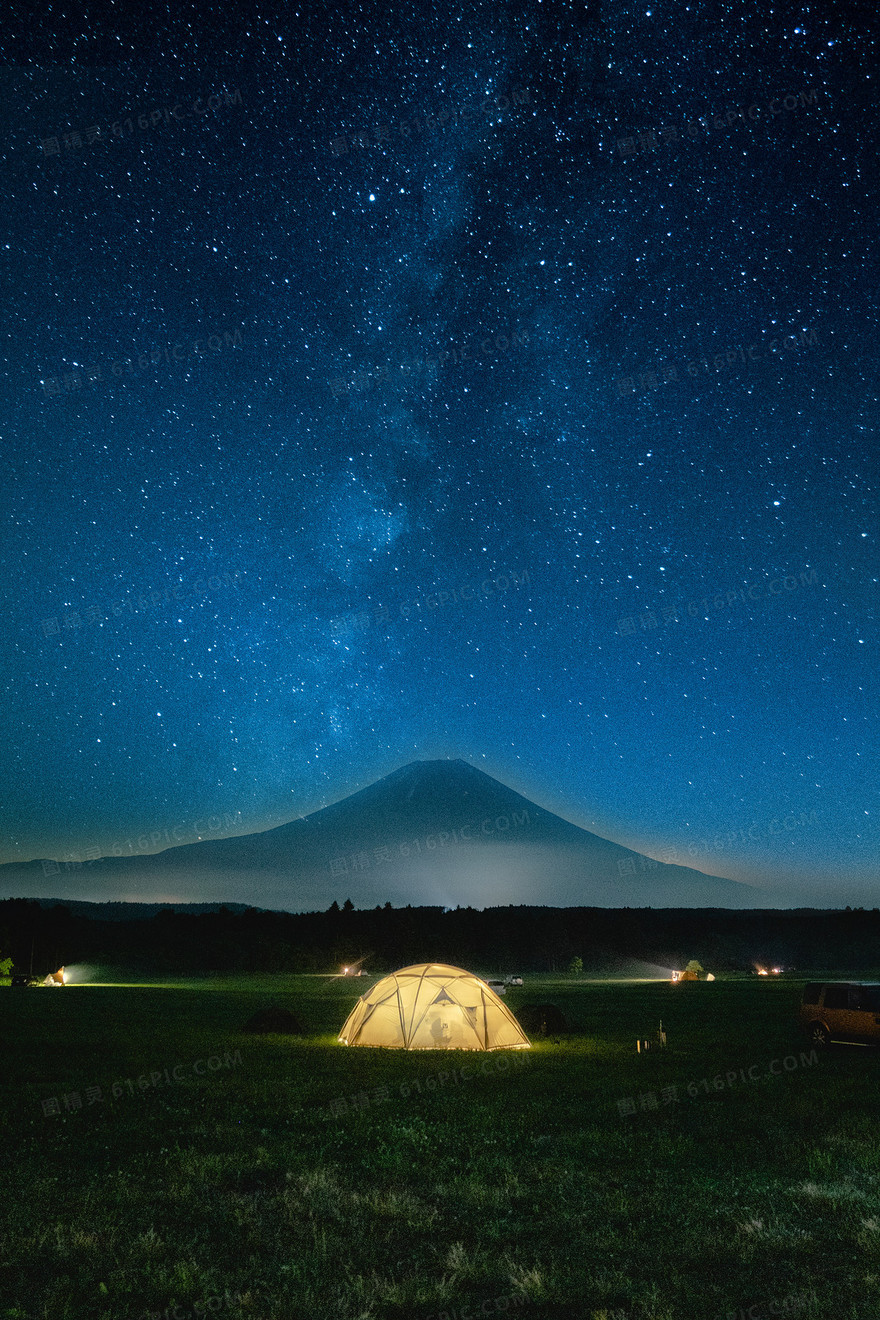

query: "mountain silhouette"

left=0, top=759, right=757, bottom=910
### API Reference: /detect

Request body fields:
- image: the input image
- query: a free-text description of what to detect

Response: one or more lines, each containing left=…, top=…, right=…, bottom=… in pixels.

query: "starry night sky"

left=1, top=1, right=877, bottom=905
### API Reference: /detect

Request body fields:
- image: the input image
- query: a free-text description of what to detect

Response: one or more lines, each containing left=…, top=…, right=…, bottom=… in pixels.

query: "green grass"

left=3, top=972, right=880, bottom=1320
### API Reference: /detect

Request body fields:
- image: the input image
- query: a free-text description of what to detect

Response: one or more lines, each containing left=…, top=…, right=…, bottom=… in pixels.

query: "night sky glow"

left=1, top=2, right=877, bottom=907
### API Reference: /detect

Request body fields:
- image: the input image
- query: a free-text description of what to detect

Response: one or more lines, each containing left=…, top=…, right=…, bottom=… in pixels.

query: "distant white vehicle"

left=507, top=975, right=523, bottom=986
left=486, top=979, right=507, bottom=996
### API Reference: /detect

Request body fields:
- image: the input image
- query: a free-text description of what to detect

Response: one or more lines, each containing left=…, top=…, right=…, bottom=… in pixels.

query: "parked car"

left=799, top=981, right=880, bottom=1047
left=486, top=979, right=507, bottom=996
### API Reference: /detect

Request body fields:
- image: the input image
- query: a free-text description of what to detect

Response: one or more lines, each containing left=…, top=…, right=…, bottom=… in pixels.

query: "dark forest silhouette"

left=2, top=898, right=879, bottom=977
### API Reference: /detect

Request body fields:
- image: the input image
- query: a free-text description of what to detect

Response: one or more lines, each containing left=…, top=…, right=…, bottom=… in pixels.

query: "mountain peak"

left=0, top=757, right=752, bottom=911
left=360, top=758, right=519, bottom=810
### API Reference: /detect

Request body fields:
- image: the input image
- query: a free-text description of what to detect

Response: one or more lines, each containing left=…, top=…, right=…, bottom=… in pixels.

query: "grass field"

left=3, top=971, right=880, bottom=1320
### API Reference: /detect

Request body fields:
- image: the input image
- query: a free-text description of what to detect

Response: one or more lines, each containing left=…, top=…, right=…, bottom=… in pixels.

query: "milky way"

left=1, top=2, right=877, bottom=904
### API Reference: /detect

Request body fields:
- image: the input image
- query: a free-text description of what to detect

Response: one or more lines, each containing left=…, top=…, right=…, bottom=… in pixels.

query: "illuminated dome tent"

left=339, top=964, right=531, bottom=1051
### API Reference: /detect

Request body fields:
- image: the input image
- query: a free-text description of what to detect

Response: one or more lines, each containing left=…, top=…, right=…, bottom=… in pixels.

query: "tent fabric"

left=338, top=963, right=531, bottom=1051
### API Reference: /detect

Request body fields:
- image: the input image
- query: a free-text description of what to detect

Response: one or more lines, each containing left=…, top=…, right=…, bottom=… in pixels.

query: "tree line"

left=1, top=898, right=879, bottom=977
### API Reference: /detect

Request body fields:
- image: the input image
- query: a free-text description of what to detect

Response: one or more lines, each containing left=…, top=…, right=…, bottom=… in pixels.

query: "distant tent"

left=338, top=963, right=531, bottom=1051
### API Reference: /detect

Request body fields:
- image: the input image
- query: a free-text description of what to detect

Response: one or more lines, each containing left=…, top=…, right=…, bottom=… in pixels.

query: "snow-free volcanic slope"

left=0, top=760, right=757, bottom=910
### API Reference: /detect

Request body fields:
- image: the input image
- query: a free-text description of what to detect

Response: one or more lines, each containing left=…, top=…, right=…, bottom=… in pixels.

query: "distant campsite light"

left=56, top=964, right=94, bottom=984
left=671, top=970, right=681, bottom=982
left=43, top=966, right=65, bottom=986
left=756, top=966, right=769, bottom=975
left=772, top=967, right=782, bottom=975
